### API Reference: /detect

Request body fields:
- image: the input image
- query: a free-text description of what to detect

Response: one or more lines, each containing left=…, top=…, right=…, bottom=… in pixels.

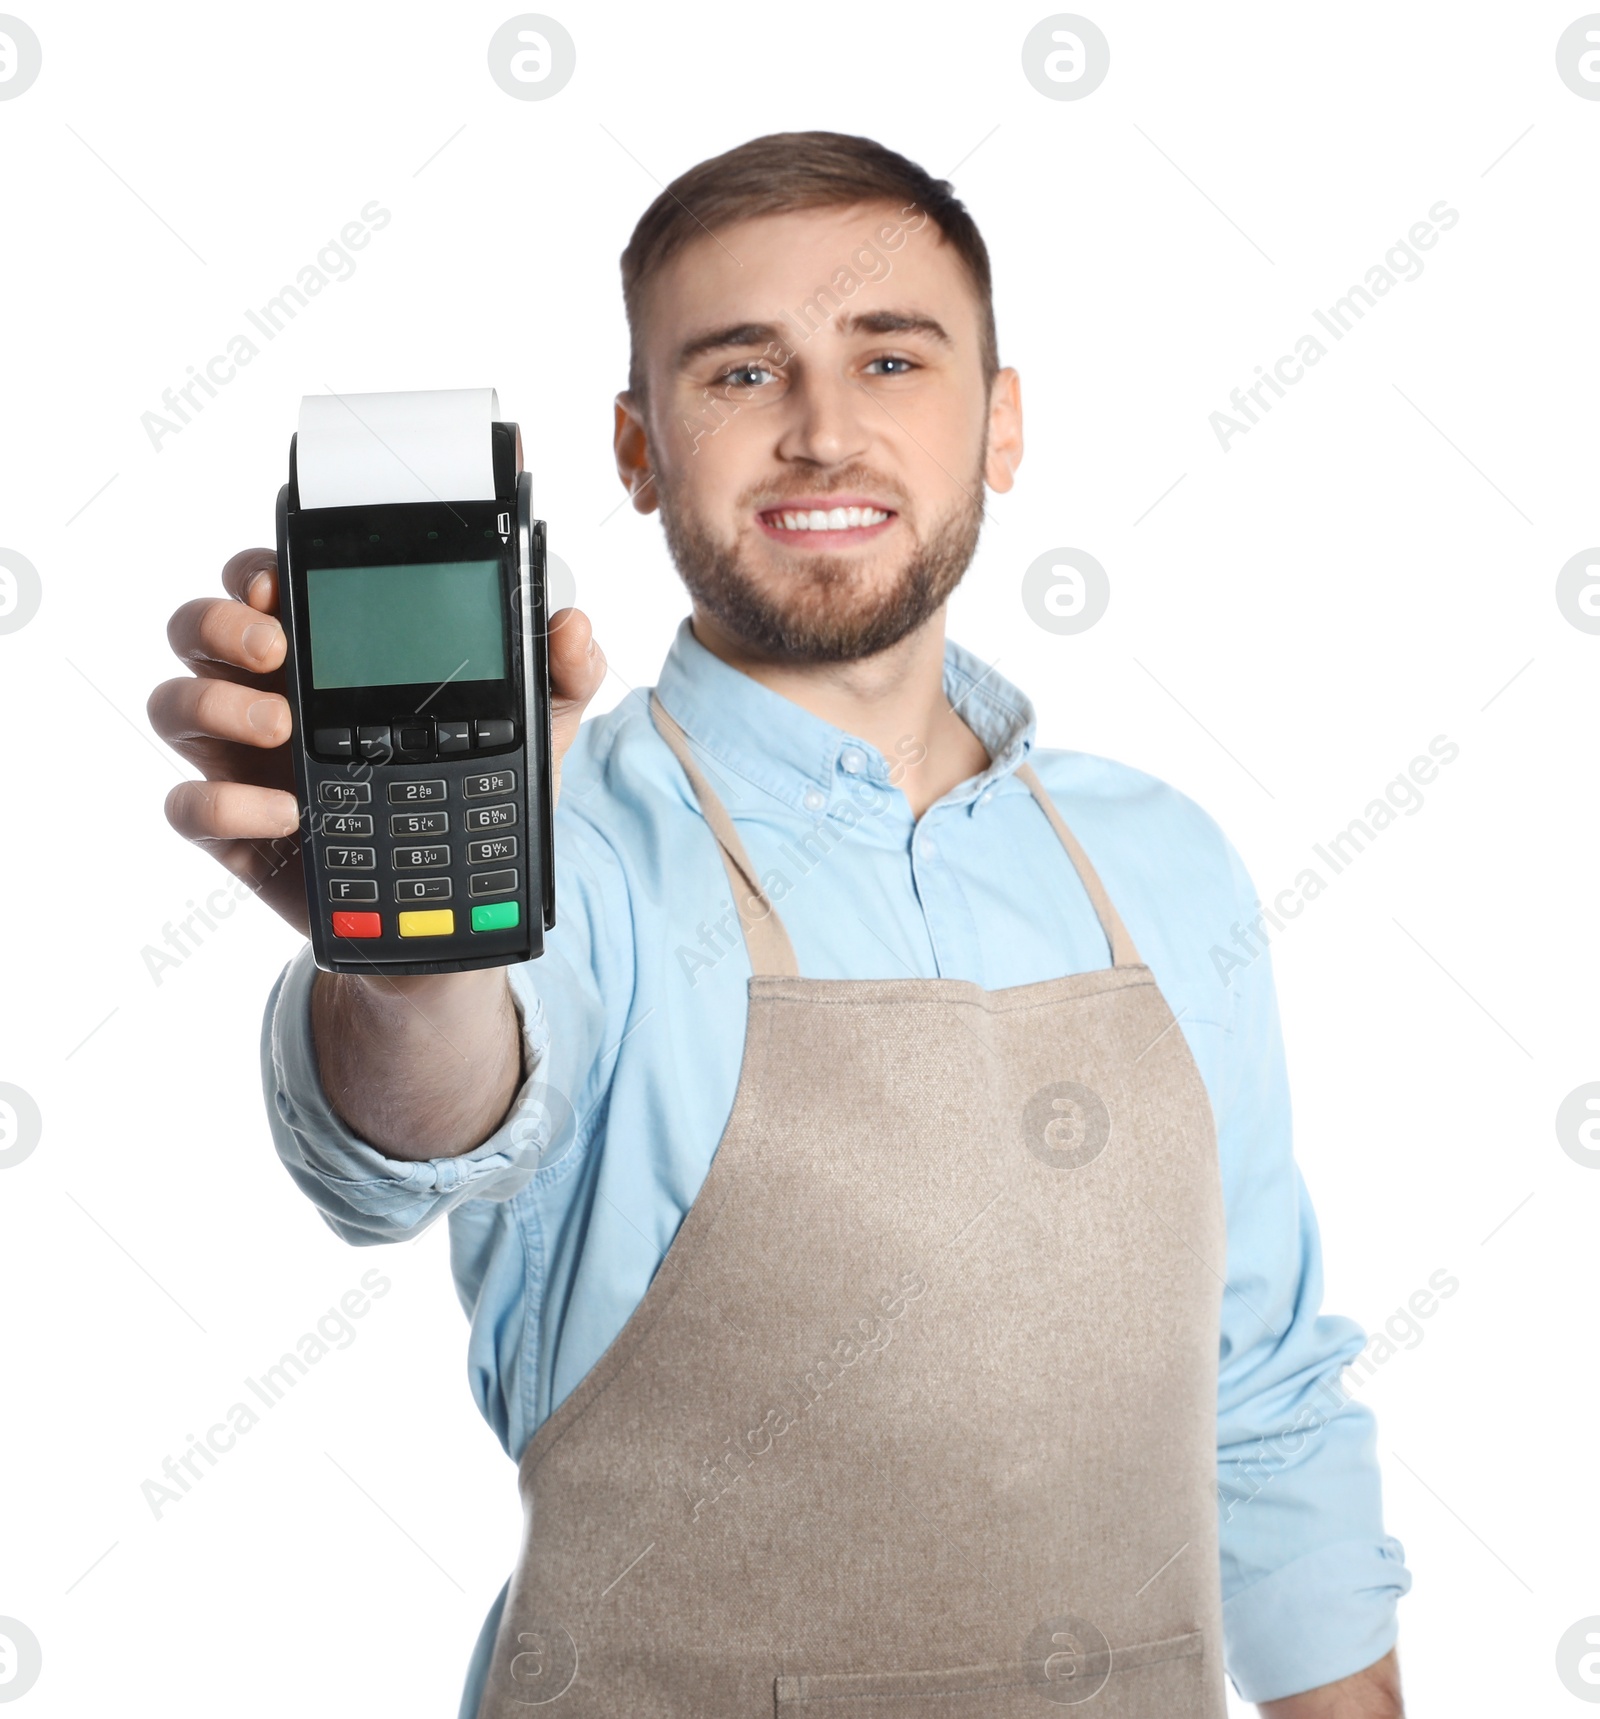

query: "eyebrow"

left=674, top=309, right=954, bottom=369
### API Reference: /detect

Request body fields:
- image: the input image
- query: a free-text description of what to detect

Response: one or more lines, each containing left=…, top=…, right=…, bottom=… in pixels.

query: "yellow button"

left=397, top=909, right=455, bottom=938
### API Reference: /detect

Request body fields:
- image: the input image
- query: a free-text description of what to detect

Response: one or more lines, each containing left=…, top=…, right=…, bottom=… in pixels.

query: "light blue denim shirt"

left=263, top=616, right=1411, bottom=1714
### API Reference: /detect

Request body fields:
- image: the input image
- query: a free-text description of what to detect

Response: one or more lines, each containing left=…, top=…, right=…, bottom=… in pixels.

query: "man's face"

left=615, top=200, right=1022, bottom=663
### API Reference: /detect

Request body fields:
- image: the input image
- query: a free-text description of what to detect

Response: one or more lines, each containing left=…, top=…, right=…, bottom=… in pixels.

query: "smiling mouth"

left=757, top=503, right=897, bottom=545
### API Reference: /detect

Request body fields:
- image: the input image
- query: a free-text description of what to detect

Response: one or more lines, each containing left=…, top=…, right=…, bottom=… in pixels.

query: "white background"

left=1, top=2, right=1595, bottom=1714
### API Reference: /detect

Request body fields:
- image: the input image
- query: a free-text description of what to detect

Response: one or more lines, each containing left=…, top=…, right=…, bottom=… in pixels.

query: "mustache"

left=745, top=474, right=907, bottom=514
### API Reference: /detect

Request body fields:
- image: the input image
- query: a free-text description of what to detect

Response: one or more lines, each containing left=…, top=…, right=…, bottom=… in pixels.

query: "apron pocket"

left=774, top=1629, right=1207, bottom=1718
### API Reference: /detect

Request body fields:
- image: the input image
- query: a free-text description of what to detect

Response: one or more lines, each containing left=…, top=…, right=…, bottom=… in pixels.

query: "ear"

left=983, top=367, right=1023, bottom=493
left=613, top=392, right=660, bottom=515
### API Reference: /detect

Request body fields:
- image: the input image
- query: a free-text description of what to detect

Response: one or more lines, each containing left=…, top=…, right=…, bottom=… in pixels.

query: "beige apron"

left=477, top=690, right=1228, bottom=1718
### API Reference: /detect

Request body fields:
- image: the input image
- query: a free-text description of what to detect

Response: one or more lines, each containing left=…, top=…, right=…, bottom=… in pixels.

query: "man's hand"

left=149, top=547, right=608, bottom=1160
left=147, top=548, right=308, bottom=930
left=1259, top=1646, right=1402, bottom=1718
left=148, top=547, right=605, bottom=931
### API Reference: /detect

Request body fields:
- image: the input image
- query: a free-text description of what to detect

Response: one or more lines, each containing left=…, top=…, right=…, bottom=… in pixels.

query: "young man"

left=148, top=131, right=1410, bottom=1718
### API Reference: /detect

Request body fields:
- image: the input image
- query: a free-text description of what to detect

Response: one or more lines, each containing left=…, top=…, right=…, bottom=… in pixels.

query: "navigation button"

left=357, top=725, right=393, bottom=762
left=474, top=719, right=516, bottom=748
left=313, top=727, right=353, bottom=760
left=394, top=721, right=435, bottom=762
left=436, top=721, right=471, bottom=754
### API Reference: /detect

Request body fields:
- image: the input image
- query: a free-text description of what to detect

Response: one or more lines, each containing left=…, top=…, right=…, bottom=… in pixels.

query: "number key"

left=390, top=811, right=449, bottom=837
left=387, top=779, right=447, bottom=804
left=394, top=877, right=452, bottom=902
left=465, top=802, right=517, bottom=832
left=393, top=845, right=450, bottom=869
left=320, top=812, right=374, bottom=837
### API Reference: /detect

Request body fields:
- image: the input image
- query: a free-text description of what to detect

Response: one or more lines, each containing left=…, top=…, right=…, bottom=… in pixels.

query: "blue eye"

left=866, top=356, right=918, bottom=376
left=715, top=363, right=776, bottom=388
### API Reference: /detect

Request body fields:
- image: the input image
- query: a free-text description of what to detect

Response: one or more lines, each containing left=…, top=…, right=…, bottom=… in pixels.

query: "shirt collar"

left=652, top=615, right=1037, bottom=814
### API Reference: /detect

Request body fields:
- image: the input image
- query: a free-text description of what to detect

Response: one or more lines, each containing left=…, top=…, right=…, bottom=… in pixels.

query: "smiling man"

left=149, top=131, right=1410, bottom=1717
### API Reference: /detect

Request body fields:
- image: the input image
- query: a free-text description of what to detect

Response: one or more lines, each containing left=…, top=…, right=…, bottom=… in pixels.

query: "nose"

left=772, top=365, right=874, bottom=469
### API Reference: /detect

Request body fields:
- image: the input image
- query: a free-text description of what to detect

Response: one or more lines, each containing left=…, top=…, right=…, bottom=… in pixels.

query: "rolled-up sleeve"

left=1212, top=837, right=1412, bottom=1704
left=262, top=805, right=634, bottom=1247
left=261, top=946, right=556, bottom=1244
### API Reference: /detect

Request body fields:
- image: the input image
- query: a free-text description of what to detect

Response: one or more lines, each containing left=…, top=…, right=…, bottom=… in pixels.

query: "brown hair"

left=619, top=130, right=999, bottom=407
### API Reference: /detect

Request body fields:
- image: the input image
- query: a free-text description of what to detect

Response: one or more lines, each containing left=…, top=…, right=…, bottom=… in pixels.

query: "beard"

left=655, top=456, right=987, bottom=665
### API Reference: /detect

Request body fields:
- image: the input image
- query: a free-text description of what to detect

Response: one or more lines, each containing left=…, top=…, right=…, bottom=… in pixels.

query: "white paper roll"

left=296, top=387, right=501, bottom=508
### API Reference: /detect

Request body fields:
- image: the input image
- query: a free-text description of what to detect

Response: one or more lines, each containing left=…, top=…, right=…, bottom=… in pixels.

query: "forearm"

left=1259, top=1646, right=1402, bottom=1718
left=310, top=967, right=524, bottom=1161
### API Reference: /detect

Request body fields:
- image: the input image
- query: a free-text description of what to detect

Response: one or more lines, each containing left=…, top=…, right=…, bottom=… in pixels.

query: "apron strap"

left=1015, top=761, right=1144, bottom=969
left=649, top=690, right=1143, bottom=976
left=649, top=691, right=800, bottom=978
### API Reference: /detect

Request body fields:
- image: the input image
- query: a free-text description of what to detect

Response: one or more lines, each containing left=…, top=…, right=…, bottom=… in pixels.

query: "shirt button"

left=802, top=787, right=827, bottom=812
left=918, top=835, right=937, bottom=860
left=979, top=787, right=995, bottom=806
left=839, top=746, right=866, bottom=775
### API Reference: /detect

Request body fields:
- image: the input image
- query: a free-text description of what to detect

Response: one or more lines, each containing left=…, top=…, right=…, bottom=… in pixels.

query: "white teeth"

left=770, top=506, right=890, bottom=531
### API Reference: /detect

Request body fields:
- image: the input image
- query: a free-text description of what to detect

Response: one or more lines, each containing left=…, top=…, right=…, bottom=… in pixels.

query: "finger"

left=547, top=607, right=606, bottom=709
left=148, top=724, right=298, bottom=790
left=165, top=778, right=302, bottom=843
left=220, top=548, right=279, bottom=611
left=168, top=595, right=287, bottom=681
left=189, top=836, right=311, bottom=937
left=148, top=675, right=292, bottom=751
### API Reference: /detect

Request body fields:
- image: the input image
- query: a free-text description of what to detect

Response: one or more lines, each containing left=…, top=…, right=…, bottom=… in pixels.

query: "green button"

left=471, top=900, right=520, bottom=933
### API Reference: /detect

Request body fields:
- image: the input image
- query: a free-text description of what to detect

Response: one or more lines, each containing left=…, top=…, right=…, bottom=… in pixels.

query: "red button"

left=331, top=911, right=382, bottom=939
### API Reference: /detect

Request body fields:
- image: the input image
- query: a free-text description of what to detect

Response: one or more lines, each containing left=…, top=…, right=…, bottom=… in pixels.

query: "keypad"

left=316, top=757, right=529, bottom=950
left=465, top=802, right=517, bottom=832
left=393, top=844, right=450, bottom=869
left=390, top=811, right=449, bottom=837
left=387, top=779, right=447, bottom=804
left=325, top=846, right=376, bottom=869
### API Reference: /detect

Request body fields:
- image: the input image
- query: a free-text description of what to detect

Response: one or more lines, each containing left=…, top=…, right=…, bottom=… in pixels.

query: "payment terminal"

left=275, top=388, right=555, bottom=975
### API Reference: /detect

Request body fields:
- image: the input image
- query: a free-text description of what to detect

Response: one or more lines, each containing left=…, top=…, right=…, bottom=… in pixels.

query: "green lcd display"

left=306, top=559, right=507, bottom=689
